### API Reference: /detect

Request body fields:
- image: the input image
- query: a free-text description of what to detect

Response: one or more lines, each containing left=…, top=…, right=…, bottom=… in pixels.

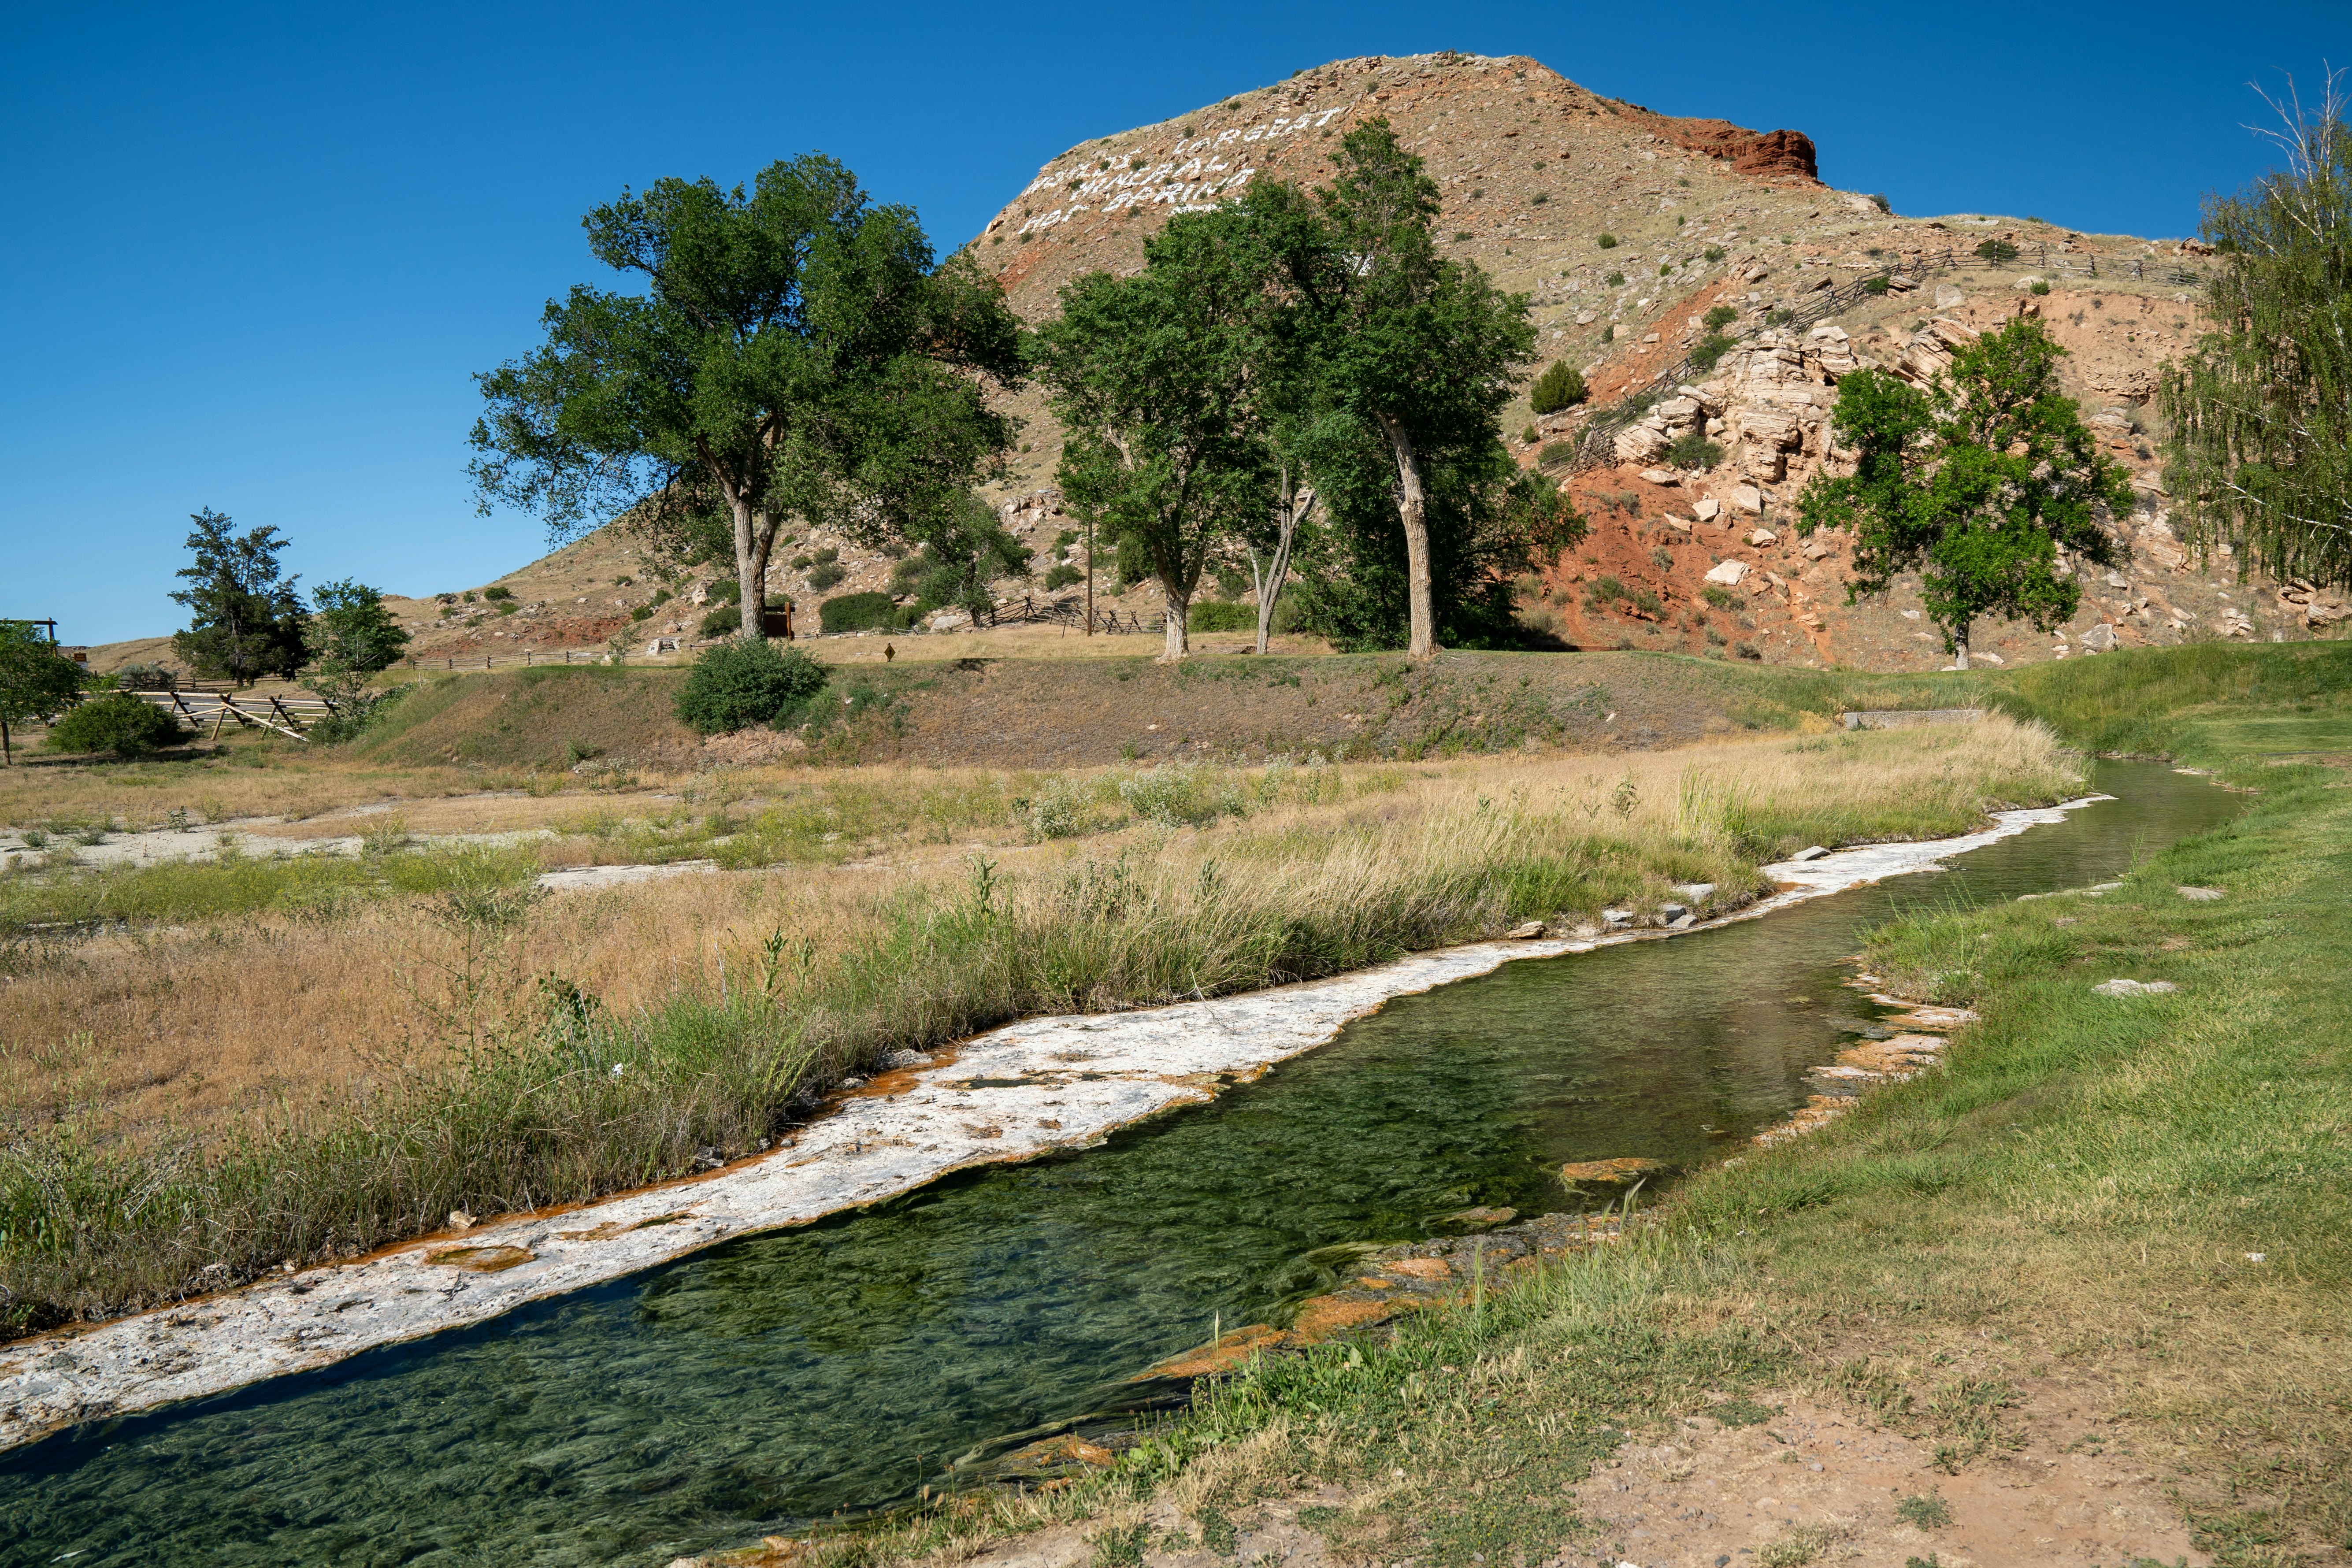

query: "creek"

left=0, top=762, right=2237, bottom=1567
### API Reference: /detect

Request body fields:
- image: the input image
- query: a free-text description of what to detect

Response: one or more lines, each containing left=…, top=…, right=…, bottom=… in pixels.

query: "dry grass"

left=3, top=720, right=2074, bottom=1146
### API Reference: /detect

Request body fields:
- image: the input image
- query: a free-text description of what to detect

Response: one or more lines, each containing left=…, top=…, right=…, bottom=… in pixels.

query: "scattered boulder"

left=1703, top=559, right=1751, bottom=586
left=1749, top=528, right=1779, bottom=546
left=2092, top=978, right=2179, bottom=997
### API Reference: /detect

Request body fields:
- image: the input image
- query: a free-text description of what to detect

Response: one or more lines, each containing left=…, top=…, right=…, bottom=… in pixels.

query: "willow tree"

left=470, top=156, right=1023, bottom=641
left=2159, top=84, right=2352, bottom=589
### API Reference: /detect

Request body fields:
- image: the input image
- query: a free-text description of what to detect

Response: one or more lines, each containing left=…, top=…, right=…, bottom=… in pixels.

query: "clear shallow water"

left=1, top=764, right=2238, bottom=1568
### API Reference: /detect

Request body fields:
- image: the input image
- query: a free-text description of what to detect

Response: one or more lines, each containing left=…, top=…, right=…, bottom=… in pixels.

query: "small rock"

left=1692, top=498, right=1722, bottom=522
left=2092, top=978, right=2180, bottom=997
left=1638, top=467, right=1681, bottom=486
left=1673, top=882, right=1716, bottom=901
left=1658, top=902, right=1690, bottom=922
left=1559, top=1157, right=1668, bottom=1184
left=2176, top=885, right=2226, bottom=901
left=1506, top=920, right=1547, bottom=939
left=1790, top=845, right=1830, bottom=862
left=1729, top=484, right=1766, bottom=515
left=1703, top=559, right=1751, bottom=586
left=448, top=1210, right=477, bottom=1233
left=1934, top=283, right=1966, bottom=308
left=1748, top=528, right=1778, bottom=546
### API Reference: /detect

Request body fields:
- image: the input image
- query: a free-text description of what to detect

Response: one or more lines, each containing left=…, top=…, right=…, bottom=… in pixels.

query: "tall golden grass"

left=0, top=719, right=2074, bottom=1332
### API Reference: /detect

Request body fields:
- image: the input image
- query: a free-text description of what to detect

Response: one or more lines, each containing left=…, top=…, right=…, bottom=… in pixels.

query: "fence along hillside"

left=1569, top=244, right=2210, bottom=468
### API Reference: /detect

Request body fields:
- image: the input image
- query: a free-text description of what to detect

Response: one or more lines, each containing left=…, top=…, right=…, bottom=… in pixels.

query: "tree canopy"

left=1799, top=319, right=2131, bottom=667
left=0, top=622, right=86, bottom=764
left=1032, top=131, right=1578, bottom=659
left=2159, top=91, right=2352, bottom=589
left=470, top=156, right=1025, bottom=641
left=169, top=508, right=307, bottom=685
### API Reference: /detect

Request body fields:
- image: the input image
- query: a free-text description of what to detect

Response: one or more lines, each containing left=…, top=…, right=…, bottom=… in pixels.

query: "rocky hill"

left=86, top=51, right=2343, bottom=678
left=963, top=49, right=2343, bottom=670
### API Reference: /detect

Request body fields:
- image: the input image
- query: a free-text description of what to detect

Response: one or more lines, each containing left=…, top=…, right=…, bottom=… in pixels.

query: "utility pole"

left=1084, top=512, right=1095, bottom=636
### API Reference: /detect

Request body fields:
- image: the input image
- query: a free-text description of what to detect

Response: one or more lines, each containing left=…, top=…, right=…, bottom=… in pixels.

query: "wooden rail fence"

left=1566, top=245, right=2210, bottom=470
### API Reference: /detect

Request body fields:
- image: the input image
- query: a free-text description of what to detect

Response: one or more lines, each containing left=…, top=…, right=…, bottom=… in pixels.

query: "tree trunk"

left=733, top=501, right=776, bottom=644
left=1, top=717, right=11, bottom=766
left=1161, top=580, right=1190, bottom=660
left=1952, top=624, right=1971, bottom=671
left=1254, top=467, right=1307, bottom=656
left=1153, top=538, right=1192, bottom=661
left=1376, top=414, right=1435, bottom=660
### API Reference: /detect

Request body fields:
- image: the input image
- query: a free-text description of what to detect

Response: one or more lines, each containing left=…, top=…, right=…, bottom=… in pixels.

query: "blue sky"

left=5, top=0, right=2344, bottom=645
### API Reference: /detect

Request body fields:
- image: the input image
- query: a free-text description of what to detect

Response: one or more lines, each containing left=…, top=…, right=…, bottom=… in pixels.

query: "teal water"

left=0, top=764, right=2237, bottom=1567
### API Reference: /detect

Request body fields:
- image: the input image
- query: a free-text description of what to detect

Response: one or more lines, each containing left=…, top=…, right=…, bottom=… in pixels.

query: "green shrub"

left=1600, top=324, right=1616, bottom=343
left=1863, top=276, right=1892, bottom=295
left=1705, top=245, right=1726, bottom=262
left=1453, top=231, right=1473, bottom=242
left=819, top=591, right=898, bottom=634
left=47, top=695, right=184, bottom=757
left=811, top=545, right=839, bottom=566
left=1703, top=304, right=1739, bottom=331
left=1537, top=439, right=1577, bottom=468
left=1528, top=361, right=1589, bottom=415
left=1665, top=432, right=1724, bottom=471
left=630, top=604, right=656, bottom=622
left=1597, top=232, right=1618, bottom=249
left=482, top=585, right=515, bottom=601
left=2029, top=279, right=2052, bottom=296
left=1044, top=563, right=1083, bottom=591
left=1531, top=192, right=1548, bottom=205
left=1975, top=237, right=2020, bottom=263
left=1870, top=193, right=1892, bottom=214
left=673, top=639, right=829, bottom=735
left=1604, top=271, right=1624, bottom=287
left=806, top=563, right=848, bottom=592
left=1188, top=600, right=1256, bottom=633
left=1702, top=585, right=1740, bottom=610
left=1627, top=586, right=1668, bottom=618
left=1584, top=574, right=1626, bottom=608
left=1688, top=333, right=1736, bottom=371
left=705, top=578, right=742, bottom=604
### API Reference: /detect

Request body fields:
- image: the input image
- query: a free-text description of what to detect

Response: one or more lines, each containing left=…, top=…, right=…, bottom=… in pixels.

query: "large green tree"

left=0, top=621, right=86, bottom=764
left=169, top=508, right=307, bottom=684
left=1032, top=204, right=1282, bottom=659
left=2159, top=94, right=2352, bottom=588
left=1300, top=122, right=1542, bottom=659
left=1799, top=318, right=2131, bottom=668
left=470, top=156, right=1024, bottom=642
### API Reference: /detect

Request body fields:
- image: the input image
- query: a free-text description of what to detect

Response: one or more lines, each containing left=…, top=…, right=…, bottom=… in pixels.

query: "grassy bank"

left=0, top=721, right=2074, bottom=1337
left=813, top=643, right=2351, bottom=1568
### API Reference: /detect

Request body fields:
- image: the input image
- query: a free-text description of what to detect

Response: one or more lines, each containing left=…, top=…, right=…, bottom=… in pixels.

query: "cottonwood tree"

left=1799, top=318, right=2131, bottom=668
left=1302, top=122, right=1540, bottom=658
left=169, top=509, right=307, bottom=684
left=471, top=156, right=1024, bottom=641
left=2159, top=77, right=2352, bottom=588
left=1032, top=205, right=1280, bottom=659
left=0, top=621, right=85, bottom=764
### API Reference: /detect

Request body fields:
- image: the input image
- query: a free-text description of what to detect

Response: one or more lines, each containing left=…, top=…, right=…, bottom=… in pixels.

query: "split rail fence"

left=1566, top=245, right=2211, bottom=470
